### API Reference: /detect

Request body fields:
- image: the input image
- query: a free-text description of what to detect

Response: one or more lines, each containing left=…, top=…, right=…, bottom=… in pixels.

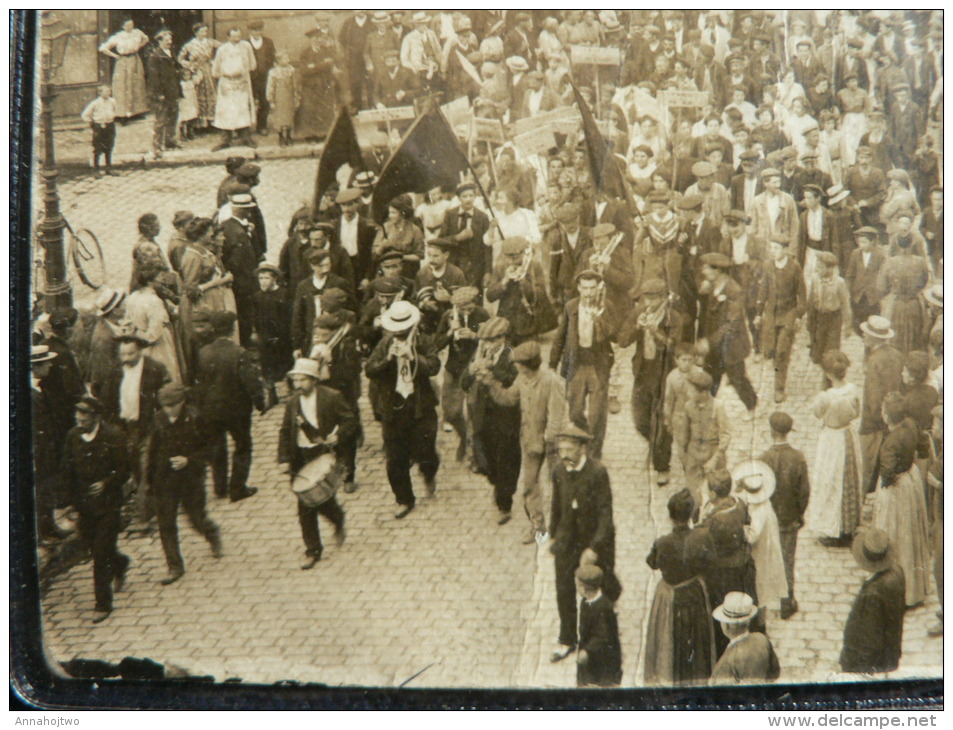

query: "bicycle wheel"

left=69, top=227, right=106, bottom=290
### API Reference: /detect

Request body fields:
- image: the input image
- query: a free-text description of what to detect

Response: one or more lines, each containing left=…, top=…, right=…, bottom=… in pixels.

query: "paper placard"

left=570, top=45, right=621, bottom=66
left=550, top=119, right=581, bottom=137
left=356, top=106, right=417, bottom=124
left=512, top=127, right=557, bottom=156
left=658, top=90, right=711, bottom=109
left=471, top=117, right=505, bottom=144
left=510, top=106, right=582, bottom=137
left=441, top=96, right=471, bottom=127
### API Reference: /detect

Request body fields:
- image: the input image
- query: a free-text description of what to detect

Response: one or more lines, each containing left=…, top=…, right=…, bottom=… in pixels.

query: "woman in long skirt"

left=98, top=19, right=150, bottom=119
left=733, top=461, right=788, bottom=612
left=296, top=27, right=341, bottom=141
left=644, top=489, right=715, bottom=686
left=125, top=265, right=183, bottom=384
left=877, top=234, right=930, bottom=355
left=807, top=350, right=863, bottom=546
left=873, top=393, right=932, bottom=607
left=177, top=23, right=222, bottom=129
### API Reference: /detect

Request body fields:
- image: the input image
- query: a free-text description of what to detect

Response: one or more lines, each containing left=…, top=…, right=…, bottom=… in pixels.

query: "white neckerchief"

left=806, top=206, right=823, bottom=241
left=731, top=232, right=749, bottom=265
left=80, top=423, right=101, bottom=443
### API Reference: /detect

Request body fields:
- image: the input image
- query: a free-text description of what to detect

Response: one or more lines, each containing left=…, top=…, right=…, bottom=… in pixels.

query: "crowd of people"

left=45, top=9, right=943, bottom=688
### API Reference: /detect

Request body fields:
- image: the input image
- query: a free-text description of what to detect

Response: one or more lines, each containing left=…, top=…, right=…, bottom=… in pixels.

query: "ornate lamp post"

left=38, top=11, right=73, bottom=311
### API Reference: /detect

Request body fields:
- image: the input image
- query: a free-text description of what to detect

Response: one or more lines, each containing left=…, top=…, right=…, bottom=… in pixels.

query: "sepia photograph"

left=11, top=7, right=943, bottom=708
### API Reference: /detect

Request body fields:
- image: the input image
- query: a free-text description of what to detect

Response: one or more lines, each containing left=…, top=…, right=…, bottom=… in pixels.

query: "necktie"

left=460, top=212, right=469, bottom=230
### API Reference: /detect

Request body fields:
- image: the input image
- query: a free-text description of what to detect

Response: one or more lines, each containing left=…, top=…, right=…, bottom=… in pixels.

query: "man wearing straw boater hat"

left=709, top=591, right=780, bottom=684
left=61, top=395, right=132, bottom=624
left=279, top=357, right=357, bottom=570
left=839, top=528, right=905, bottom=674
left=365, top=301, right=441, bottom=519
left=87, top=287, right=132, bottom=396
left=858, top=315, right=903, bottom=494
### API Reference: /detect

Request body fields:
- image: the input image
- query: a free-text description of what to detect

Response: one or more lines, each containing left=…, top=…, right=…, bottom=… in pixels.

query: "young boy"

left=664, top=342, right=701, bottom=462
left=80, top=84, right=118, bottom=175
left=806, top=251, right=852, bottom=370
left=759, top=411, right=811, bottom=619
left=575, top=564, right=623, bottom=688
left=251, top=263, right=293, bottom=411
left=674, top=369, right=731, bottom=508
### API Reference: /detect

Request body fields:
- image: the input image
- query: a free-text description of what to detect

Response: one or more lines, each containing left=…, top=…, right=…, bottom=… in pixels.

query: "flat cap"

left=739, top=149, right=760, bottom=162
left=501, top=236, right=529, bottom=255
left=377, top=248, right=405, bottom=264
left=638, top=278, right=667, bottom=297
left=677, top=194, right=704, bottom=211
left=478, top=316, right=510, bottom=339
left=511, top=340, right=541, bottom=363
left=191, top=307, right=214, bottom=324
left=75, top=395, right=105, bottom=414
left=700, top=252, right=731, bottom=269
left=555, top=203, right=580, bottom=223
left=425, top=237, right=456, bottom=250
left=854, top=226, right=879, bottom=238
left=320, top=288, right=349, bottom=312
left=372, top=276, right=403, bottom=295
left=157, top=383, right=187, bottom=406
left=237, top=163, right=261, bottom=177
left=210, top=310, right=237, bottom=332
left=691, top=160, right=716, bottom=177
left=768, top=411, right=793, bottom=434
left=450, top=286, right=479, bottom=306
left=314, top=312, right=343, bottom=330
left=760, top=167, right=781, bottom=178
left=575, top=564, right=604, bottom=587
left=556, top=423, right=592, bottom=441
left=254, top=262, right=281, bottom=277
left=591, top=223, right=616, bottom=238
left=306, top=247, right=331, bottom=263
left=248, top=19, right=264, bottom=30
left=817, top=251, right=838, bottom=267
left=49, top=307, right=79, bottom=329
left=687, top=370, right=713, bottom=389
left=725, top=209, right=751, bottom=224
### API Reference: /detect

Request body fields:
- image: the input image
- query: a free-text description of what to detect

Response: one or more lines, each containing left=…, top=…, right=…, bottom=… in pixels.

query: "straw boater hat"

left=31, top=344, right=58, bottom=364
left=712, top=592, right=758, bottom=624
left=371, top=10, right=390, bottom=23
left=731, top=460, right=776, bottom=505
left=860, top=315, right=895, bottom=340
left=826, top=185, right=851, bottom=206
left=95, top=287, right=126, bottom=317
left=380, top=300, right=421, bottom=333
left=924, top=283, right=943, bottom=308
left=852, top=528, right=894, bottom=573
left=287, top=358, right=321, bottom=380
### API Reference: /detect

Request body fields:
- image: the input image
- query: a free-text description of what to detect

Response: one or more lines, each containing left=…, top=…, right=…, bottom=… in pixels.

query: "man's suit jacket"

left=730, top=174, right=765, bottom=212
left=760, top=443, right=811, bottom=528
left=460, top=344, right=519, bottom=435
left=98, top=356, right=170, bottom=433
left=278, top=236, right=315, bottom=296
left=839, top=565, right=905, bottom=674
left=364, top=332, right=441, bottom=422
left=373, top=67, right=420, bottom=107
left=546, top=225, right=592, bottom=304
left=750, top=190, right=800, bottom=249
left=291, top=274, right=357, bottom=353
left=249, top=36, right=276, bottom=86
left=335, top=214, right=378, bottom=287
left=220, top=218, right=260, bottom=303
left=147, top=406, right=211, bottom=489
left=710, top=632, right=781, bottom=684
left=194, top=337, right=260, bottom=420
left=146, top=47, right=180, bottom=102
left=835, top=53, right=870, bottom=90
left=861, top=343, right=903, bottom=434
left=549, top=297, right=615, bottom=381
left=887, top=100, right=924, bottom=165
left=278, top=384, right=359, bottom=472
left=844, top=166, right=887, bottom=217
left=41, top=334, right=86, bottom=441
left=62, top=422, right=130, bottom=516
left=573, top=243, right=635, bottom=335
left=699, top=277, right=751, bottom=365
left=586, top=199, right=635, bottom=252
left=616, top=303, right=683, bottom=381
left=440, top=206, right=491, bottom=286
left=798, top=207, right=835, bottom=266
left=845, top=247, right=886, bottom=305
left=32, top=385, right=59, bottom=482
left=550, top=457, right=616, bottom=569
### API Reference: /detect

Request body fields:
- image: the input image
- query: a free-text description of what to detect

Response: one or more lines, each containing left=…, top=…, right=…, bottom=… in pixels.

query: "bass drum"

left=291, top=453, right=345, bottom=508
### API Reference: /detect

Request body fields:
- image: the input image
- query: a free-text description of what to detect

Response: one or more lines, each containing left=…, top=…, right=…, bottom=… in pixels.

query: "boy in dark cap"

left=575, top=564, right=623, bottom=687
left=148, top=383, right=222, bottom=585
left=61, top=396, right=131, bottom=623
left=251, top=262, right=293, bottom=410
left=759, top=411, right=811, bottom=619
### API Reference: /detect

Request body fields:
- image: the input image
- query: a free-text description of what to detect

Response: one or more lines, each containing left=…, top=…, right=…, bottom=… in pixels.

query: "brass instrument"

left=590, top=232, right=624, bottom=275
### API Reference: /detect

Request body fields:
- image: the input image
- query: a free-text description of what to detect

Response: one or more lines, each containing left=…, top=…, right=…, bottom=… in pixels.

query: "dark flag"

left=571, top=83, right=635, bottom=211
left=370, top=104, right=489, bottom=223
left=313, top=108, right=365, bottom=210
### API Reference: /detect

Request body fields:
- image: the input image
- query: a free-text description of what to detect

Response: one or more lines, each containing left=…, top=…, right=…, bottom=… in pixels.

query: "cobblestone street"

left=38, top=161, right=942, bottom=688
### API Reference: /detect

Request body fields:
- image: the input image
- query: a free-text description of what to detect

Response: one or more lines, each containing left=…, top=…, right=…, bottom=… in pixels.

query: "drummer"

left=278, top=357, right=359, bottom=570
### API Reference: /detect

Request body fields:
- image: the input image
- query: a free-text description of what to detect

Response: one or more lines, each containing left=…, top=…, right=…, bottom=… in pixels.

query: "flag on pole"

left=571, top=82, right=635, bottom=212
left=313, top=108, right=366, bottom=211
left=370, top=103, right=490, bottom=223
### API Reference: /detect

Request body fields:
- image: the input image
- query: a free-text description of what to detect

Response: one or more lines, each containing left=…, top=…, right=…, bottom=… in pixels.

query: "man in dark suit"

left=247, top=20, right=275, bottom=135
left=844, top=227, right=886, bottom=334
left=677, top=195, right=723, bottom=343
left=193, top=311, right=260, bottom=504
left=835, top=37, right=870, bottom=90
left=548, top=424, right=621, bottom=663
left=234, top=165, right=269, bottom=259
left=859, top=316, right=904, bottom=495
left=61, top=396, right=131, bottom=623
left=587, top=191, right=635, bottom=252
left=372, top=50, right=420, bottom=108
left=549, top=270, right=616, bottom=460
left=440, top=183, right=492, bottom=289
left=698, top=253, right=758, bottom=417
left=840, top=528, right=906, bottom=674
left=504, top=12, right=535, bottom=67
left=755, top=239, right=805, bottom=404
left=40, top=308, right=86, bottom=461
left=32, top=345, right=72, bottom=541
left=760, top=412, right=811, bottom=619
left=461, top=317, right=521, bottom=524
left=365, top=302, right=441, bottom=518
left=279, top=358, right=358, bottom=570
left=338, top=11, right=373, bottom=111
left=334, top=188, right=378, bottom=289
left=146, top=30, right=181, bottom=156
left=148, top=383, right=221, bottom=585
left=220, top=194, right=261, bottom=346
left=98, top=335, right=171, bottom=534
left=730, top=151, right=765, bottom=214
left=887, top=84, right=924, bottom=171
left=291, top=249, right=356, bottom=358
left=278, top=216, right=316, bottom=296
left=844, top=147, right=888, bottom=229
left=546, top=203, right=592, bottom=308
left=710, top=591, right=781, bottom=684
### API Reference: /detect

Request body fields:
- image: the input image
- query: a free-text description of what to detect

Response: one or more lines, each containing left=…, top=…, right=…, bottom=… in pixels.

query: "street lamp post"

left=38, top=11, right=72, bottom=312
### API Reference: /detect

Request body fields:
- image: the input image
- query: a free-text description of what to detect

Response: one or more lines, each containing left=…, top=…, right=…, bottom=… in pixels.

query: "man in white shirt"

left=400, top=12, right=441, bottom=84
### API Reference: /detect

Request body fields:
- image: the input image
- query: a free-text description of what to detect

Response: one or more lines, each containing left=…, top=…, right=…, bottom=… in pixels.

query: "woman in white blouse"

left=486, top=189, right=540, bottom=270
left=98, top=18, right=150, bottom=119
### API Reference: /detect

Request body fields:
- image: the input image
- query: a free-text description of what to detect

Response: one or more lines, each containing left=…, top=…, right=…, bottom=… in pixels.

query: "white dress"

left=125, top=287, right=182, bottom=384
left=744, top=500, right=788, bottom=608
left=212, top=41, right=257, bottom=130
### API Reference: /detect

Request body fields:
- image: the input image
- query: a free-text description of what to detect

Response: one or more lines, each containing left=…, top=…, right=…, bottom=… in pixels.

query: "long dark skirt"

left=644, top=576, right=716, bottom=686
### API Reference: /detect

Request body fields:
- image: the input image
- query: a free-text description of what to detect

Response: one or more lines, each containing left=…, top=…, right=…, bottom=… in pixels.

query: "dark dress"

left=577, top=594, right=623, bottom=687
left=296, top=37, right=340, bottom=139
left=251, top=286, right=293, bottom=382
left=644, top=525, right=717, bottom=686
left=840, top=565, right=906, bottom=673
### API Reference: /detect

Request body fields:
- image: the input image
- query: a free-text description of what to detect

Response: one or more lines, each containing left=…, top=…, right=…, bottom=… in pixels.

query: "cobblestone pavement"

left=38, top=162, right=942, bottom=687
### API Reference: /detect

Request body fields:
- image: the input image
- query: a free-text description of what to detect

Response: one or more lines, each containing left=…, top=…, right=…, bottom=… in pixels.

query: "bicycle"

left=32, top=214, right=107, bottom=304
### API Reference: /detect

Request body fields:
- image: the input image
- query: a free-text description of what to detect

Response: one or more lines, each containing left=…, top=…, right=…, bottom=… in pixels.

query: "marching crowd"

left=43, top=9, right=943, bottom=688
